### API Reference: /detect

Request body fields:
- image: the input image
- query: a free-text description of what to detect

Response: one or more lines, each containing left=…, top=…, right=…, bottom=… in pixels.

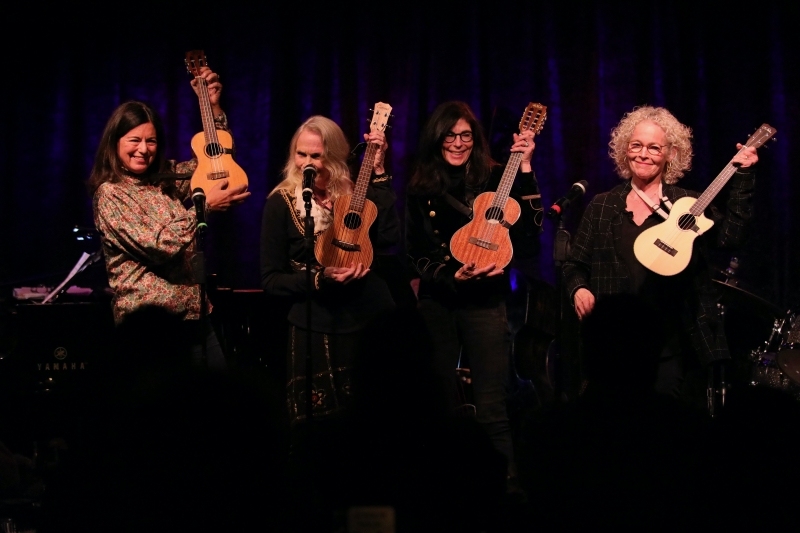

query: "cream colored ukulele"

left=315, top=102, right=392, bottom=268
left=184, top=50, right=248, bottom=193
left=449, top=102, right=547, bottom=270
left=633, top=123, right=776, bottom=276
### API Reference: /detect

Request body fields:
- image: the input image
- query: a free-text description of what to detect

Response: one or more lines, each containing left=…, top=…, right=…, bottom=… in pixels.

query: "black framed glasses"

left=628, top=142, right=668, bottom=156
left=444, top=131, right=474, bottom=143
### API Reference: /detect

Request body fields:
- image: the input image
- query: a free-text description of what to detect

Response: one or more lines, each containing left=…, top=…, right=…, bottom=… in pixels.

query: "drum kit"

left=747, top=308, right=800, bottom=396
left=714, top=267, right=800, bottom=399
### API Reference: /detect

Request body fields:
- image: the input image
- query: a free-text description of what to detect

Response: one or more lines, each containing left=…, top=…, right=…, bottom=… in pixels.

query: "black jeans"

left=418, top=297, right=514, bottom=469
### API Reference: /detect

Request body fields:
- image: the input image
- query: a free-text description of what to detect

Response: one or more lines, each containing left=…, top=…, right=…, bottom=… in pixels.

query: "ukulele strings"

left=197, top=76, right=224, bottom=180
left=657, top=140, right=753, bottom=248
left=470, top=151, right=522, bottom=264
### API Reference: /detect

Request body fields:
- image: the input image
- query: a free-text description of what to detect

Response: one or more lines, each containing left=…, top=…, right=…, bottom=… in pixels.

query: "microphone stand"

left=302, top=184, right=315, bottom=425
left=551, top=212, right=572, bottom=403
left=192, top=221, right=208, bottom=367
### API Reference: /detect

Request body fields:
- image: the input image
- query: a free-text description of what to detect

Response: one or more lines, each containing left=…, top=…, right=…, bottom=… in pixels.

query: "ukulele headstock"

left=745, top=123, right=777, bottom=149
left=185, top=50, right=208, bottom=78
left=369, top=102, right=393, bottom=133
left=519, top=102, right=547, bottom=136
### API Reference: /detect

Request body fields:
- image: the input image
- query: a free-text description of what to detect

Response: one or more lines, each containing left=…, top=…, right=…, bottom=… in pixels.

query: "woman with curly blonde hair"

left=563, top=105, right=759, bottom=403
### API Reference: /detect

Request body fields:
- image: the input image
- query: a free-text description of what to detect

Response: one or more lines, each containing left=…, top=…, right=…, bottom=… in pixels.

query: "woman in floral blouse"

left=88, top=66, right=249, bottom=369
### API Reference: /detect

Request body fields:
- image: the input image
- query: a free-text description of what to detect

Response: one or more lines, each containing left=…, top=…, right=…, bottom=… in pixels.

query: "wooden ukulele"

left=449, top=102, right=547, bottom=270
left=184, top=50, right=248, bottom=193
left=633, top=123, right=776, bottom=276
left=315, top=102, right=392, bottom=268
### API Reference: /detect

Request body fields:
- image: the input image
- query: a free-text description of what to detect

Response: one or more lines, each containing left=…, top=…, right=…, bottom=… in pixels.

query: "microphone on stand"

left=192, top=188, right=207, bottom=232
left=302, top=165, right=316, bottom=202
left=546, top=180, right=588, bottom=219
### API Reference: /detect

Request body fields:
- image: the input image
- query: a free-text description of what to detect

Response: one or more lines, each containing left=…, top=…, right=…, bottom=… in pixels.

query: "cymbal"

left=713, top=280, right=784, bottom=320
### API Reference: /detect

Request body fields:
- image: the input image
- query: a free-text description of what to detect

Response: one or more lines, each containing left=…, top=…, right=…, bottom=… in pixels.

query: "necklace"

left=314, top=194, right=332, bottom=210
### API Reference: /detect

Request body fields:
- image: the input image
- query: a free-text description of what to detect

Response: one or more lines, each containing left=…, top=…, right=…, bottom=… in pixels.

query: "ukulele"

left=633, top=123, right=776, bottom=276
left=184, top=50, right=248, bottom=193
left=315, top=102, right=392, bottom=268
left=449, top=102, right=547, bottom=270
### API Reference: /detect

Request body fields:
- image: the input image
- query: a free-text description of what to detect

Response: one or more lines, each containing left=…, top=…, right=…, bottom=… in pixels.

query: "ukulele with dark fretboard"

left=184, top=50, right=248, bottom=193
left=449, top=102, right=547, bottom=270
left=315, top=102, right=392, bottom=268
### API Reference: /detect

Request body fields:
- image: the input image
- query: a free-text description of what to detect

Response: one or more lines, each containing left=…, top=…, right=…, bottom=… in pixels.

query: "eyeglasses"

left=628, top=142, right=669, bottom=156
left=444, top=131, right=474, bottom=143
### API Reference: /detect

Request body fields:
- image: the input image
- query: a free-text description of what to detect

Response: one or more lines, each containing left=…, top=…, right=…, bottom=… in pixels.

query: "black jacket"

left=562, top=168, right=756, bottom=364
left=406, top=165, right=543, bottom=306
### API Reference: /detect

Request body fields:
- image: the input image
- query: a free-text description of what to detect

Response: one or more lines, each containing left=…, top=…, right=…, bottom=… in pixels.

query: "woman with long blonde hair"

left=260, top=114, right=397, bottom=425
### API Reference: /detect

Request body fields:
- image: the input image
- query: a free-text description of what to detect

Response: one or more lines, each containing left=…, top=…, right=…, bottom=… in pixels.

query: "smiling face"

left=117, top=122, right=158, bottom=175
left=441, top=118, right=474, bottom=167
left=627, top=120, right=671, bottom=185
left=294, top=129, right=330, bottom=189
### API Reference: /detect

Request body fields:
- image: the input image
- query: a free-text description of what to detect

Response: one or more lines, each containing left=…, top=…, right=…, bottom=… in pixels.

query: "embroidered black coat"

left=406, top=165, right=543, bottom=306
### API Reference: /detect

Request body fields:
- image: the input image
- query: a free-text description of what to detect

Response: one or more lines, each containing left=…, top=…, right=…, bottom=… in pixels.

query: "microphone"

left=192, top=187, right=207, bottom=232
left=546, top=180, right=588, bottom=219
left=302, top=165, right=316, bottom=202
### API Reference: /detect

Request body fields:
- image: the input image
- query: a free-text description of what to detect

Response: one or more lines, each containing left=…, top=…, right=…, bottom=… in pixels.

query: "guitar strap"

left=444, top=193, right=474, bottom=219
left=630, top=181, right=673, bottom=221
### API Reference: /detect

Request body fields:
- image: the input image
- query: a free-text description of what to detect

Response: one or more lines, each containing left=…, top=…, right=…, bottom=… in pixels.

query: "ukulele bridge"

left=654, top=239, right=678, bottom=257
left=468, top=237, right=499, bottom=251
left=206, top=170, right=230, bottom=180
left=333, top=239, right=361, bottom=252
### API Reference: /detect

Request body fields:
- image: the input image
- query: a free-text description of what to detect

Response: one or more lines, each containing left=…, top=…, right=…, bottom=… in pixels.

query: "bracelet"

left=314, top=271, right=324, bottom=290
left=371, top=173, right=392, bottom=183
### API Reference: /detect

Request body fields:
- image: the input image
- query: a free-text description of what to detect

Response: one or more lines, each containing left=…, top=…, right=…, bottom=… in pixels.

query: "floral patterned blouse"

left=93, top=166, right=198, bottom=324
left=93, top=116, right=229, bottom=324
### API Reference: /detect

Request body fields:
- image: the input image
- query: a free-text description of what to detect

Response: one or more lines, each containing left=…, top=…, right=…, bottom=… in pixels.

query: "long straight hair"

left=408, top=101, right=497, bottom=196
left=87, top=101, right=170, bottom=198
left=269, top=116, right=353, bottom=200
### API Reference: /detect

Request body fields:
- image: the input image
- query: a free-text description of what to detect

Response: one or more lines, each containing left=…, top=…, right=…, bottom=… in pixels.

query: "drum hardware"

left=749, top=350, right=800, bottom=395
left=707, top=361, right=727, bottom=417
left=712, top=280, right=784, bottom=322
left=744, top=308, right=800, bottom=398
left=776, top=311, right=800, bottom=385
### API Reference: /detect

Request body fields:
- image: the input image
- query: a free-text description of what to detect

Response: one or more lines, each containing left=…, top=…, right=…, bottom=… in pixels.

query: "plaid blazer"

left=563, top=168, right=755, bottom=365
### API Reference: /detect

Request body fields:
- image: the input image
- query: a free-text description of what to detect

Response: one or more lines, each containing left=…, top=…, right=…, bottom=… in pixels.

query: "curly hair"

left=87, top=101, right=170, bottom=198
left=608, top=106, right=693, bottom=184
left=270, top=116, right=353, bottom=200
left=408, top=101, right=498, bottom=196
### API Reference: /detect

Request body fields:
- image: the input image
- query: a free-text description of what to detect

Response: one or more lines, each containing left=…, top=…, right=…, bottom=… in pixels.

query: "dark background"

left=3, top=3, right=798, bottom=312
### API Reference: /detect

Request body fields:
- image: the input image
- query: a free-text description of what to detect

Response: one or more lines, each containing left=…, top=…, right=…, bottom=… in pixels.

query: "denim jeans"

left=418, top=297, right=513, bottom=469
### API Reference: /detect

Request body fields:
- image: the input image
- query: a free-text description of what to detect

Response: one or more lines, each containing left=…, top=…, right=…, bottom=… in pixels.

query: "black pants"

left=418, top=298, right=514, bottom=470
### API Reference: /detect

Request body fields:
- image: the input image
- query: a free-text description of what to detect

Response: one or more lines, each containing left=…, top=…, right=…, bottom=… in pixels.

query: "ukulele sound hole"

left=678, top=213, right=697, bottom=230
left=484, top=206, right=504, bottom=224
left=344, top=212, right=363, bottom=230
left=204, top=143, right=224, bottom=158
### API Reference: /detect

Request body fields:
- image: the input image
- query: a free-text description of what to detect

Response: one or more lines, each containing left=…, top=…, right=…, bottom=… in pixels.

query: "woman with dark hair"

left=260, top=115, right=396, bottom=425
left=90, top=67, right=249, bottom=368
left=406, top=101, right=543, bottom=480
left=563, top=106, right=758, bottom=401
